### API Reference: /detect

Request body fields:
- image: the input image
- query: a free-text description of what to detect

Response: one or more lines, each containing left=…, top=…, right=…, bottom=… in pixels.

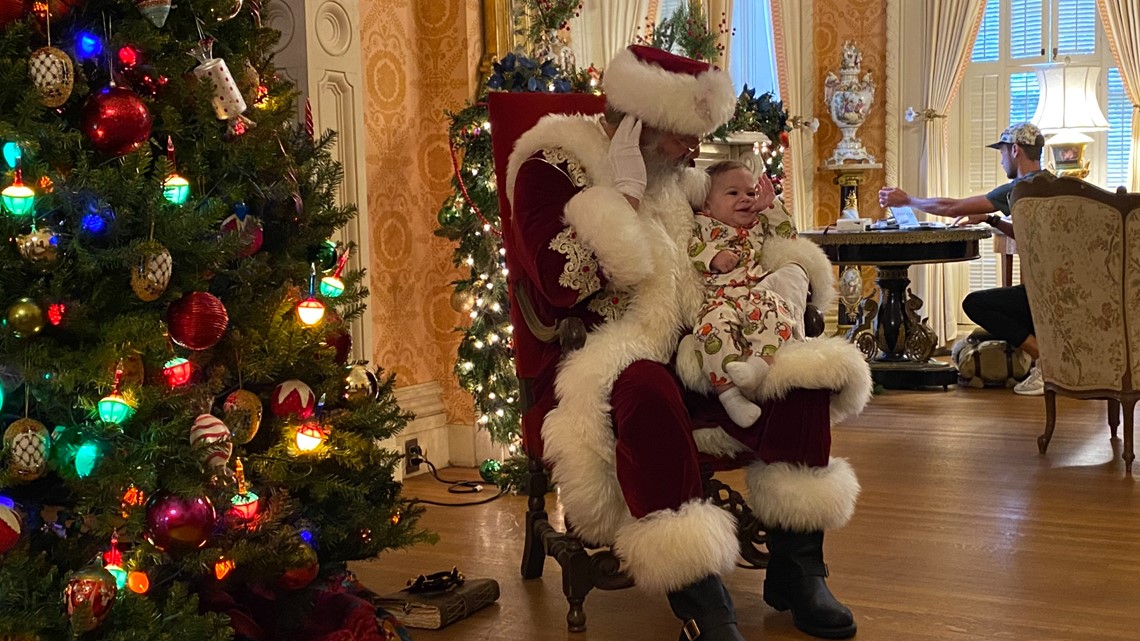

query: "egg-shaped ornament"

left=130, top=241, right=172, bottom=302
left=3, top=418, right=50, bottom=480
left=29, top=46, right=74, bottom=108
left=223, top=389, right=262, bottom=444
left=65, top=568, right=117, bottom=634
left=271, top=380, right=315, bottom=419
left=190, top=414, right=232, bottom=473
left=15, top=227, right=61, bottom=272
left=343, top=364, right=378, bottom=404
left=0, top=503, right=20, bottom=554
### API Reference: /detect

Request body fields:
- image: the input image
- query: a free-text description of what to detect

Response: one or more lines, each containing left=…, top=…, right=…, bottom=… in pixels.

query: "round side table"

left=801, top=226, right=992, bottom=389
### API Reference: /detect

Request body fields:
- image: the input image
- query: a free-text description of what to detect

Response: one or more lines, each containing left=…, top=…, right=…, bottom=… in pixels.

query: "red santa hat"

left=602, top=45, right=736, bottom=137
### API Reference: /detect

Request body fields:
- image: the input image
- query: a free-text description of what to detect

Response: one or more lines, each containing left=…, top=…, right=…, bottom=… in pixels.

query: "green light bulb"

left=163, top=174, right=190, bottom=205
left=98, top=394, right=135, bottom=425
left=2, top=182, right=35, bottom=217
left=75, top=441, right=101, bottom=478
left=319, top=276, right=345, bottom=298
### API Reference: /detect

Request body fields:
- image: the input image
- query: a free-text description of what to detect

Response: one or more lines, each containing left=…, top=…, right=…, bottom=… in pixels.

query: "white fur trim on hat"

left=744, top=457, right=860, bottom=532
left=603, top=48, right=737, bottom=137
left=613, top=499, right=738, bottom=593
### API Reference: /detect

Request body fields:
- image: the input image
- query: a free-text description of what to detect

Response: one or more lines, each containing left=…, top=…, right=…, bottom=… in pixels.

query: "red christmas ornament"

left=0, top=0, right=22, bottom=27
left=0, top=503, right=20, bottom=554
left=324, top=327, right=352, bottom=365
left=278, top=542, right=319, bottom=590
left=271, top=380, right=315, bottom=419
left=81, top=86, right=153, bottom=157
left=219, top=212, right=263, bottom=257
left=65, top=568, right=117, bottom=634
left=143, top=491, right=216, bottom=555
left=167, top=292, right=229, bottom=350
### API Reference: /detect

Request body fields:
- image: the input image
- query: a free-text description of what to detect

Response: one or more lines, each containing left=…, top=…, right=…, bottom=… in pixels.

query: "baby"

left=689, top=160, right=809, bottom=427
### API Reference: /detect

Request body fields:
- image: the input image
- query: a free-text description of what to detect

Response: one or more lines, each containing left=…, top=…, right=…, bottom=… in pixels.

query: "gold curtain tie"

left=905, top=107, right=947, bottom=122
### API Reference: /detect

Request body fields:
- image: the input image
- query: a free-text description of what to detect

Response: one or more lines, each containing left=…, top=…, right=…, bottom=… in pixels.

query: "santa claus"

left=504, top=45, right=871, bottom=640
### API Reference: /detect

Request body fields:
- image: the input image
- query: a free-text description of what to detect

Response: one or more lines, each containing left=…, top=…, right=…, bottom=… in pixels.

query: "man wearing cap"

left=507, top=44, right=870, bottom=640
left=878, top=122, right=1050, bottom=395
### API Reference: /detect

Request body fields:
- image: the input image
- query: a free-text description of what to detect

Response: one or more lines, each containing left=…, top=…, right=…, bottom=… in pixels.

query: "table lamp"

left=1030, top=62, right=1109, bottom=179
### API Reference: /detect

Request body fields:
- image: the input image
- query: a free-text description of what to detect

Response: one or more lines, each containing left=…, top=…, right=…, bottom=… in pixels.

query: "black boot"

left=667, top=575, right=747, bottom=641
left=763, top=529, right=856, bottom=639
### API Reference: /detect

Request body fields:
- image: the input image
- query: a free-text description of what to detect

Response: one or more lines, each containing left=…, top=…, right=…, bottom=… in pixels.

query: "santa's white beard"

left=643, top=145, right=685, bottom=191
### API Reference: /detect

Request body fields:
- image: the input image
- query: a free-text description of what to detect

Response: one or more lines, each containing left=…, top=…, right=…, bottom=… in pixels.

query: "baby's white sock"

left=718, top=386, right=762, bottom=427
left=725, top=358, right=771, bottom=393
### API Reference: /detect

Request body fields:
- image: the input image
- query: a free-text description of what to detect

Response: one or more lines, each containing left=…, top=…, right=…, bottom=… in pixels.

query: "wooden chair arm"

left=513, top=282, right=587, bottom=352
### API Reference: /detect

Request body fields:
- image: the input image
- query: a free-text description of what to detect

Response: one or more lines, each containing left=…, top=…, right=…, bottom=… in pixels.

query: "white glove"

left=608, top=117, right=646, bottom=203
left=761, top=263, right=810, bottom=316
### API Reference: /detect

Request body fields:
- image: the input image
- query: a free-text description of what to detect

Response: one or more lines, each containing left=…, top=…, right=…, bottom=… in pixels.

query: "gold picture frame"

left=481, top=0, right=529, bottom=77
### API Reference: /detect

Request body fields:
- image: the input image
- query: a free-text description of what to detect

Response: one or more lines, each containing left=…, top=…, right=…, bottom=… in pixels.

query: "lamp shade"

left=1031, top=64, right=1109, bottom=133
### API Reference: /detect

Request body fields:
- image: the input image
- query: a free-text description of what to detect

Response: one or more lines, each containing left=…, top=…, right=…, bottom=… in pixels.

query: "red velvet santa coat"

left=507, top=114, right=870, bottom=592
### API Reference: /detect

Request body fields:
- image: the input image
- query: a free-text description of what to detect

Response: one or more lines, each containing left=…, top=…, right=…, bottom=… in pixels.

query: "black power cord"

left=406, top=446, right=508, bottom=508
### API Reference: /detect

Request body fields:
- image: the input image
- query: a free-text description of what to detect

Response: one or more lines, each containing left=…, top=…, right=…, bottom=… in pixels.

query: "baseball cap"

left=986, top=122, right=1045, bottom=149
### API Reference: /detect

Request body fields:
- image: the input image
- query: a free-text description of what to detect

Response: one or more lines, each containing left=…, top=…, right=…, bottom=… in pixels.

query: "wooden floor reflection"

left=352, top=387, right=1140, bottom=641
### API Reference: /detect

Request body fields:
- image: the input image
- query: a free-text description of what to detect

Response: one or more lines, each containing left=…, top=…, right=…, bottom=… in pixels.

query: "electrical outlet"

left=404, top=438, right=420, bottom=475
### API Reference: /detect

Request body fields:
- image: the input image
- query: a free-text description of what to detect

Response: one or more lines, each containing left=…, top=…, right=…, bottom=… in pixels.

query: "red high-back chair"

left=487, top=91, right=768, bottom=632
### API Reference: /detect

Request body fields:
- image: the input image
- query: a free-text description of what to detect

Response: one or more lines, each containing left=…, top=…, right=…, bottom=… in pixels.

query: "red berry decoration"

left=143, top=491, right=216, bottom=555
left=271, top=380, right=316, bottom=419
left=81, top=86, right=153, bottom=157
left=167, top=292, right=229, bottom=350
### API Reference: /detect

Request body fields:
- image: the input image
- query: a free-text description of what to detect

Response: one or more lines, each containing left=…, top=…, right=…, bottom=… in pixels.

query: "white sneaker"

left=1014, top=366, right=1044, bottom=396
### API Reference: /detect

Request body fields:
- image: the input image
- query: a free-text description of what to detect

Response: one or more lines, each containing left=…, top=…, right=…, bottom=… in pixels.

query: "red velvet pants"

left=611, top=360, right=832, bottom=519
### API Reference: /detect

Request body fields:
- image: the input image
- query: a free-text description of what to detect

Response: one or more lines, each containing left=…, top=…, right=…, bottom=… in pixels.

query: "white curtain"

left=770, top=0, right=814, bottom=231
left=1098, top=0, right=1140, bottom=191
left=569, top=0, right=653, bottom=69
left=705, top=0, right=734, bottom=69
left=910, top=0, right=987, bottom=346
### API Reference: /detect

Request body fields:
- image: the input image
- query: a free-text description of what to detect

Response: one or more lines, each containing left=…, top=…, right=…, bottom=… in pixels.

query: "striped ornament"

left=190, top=414, right=232, bottom=472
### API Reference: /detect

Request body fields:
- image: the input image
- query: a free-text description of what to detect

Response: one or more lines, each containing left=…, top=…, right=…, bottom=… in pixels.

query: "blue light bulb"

left=2, top=142, right=20, bottom=169
left=76, top=32, right=102, bottom=59
left=81, top=211, right=106, bottom=234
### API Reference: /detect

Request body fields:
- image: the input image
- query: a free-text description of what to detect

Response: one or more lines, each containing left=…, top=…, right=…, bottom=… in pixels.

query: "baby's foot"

left=718, top=386, right=762, bottom=427
left=725, top=358, right=771, bottom=394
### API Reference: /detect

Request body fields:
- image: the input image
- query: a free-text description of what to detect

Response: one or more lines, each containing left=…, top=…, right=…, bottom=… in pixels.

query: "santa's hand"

left=608, top=117, right=647, bottom=204
left=750, top=173, right=777, bottom=212
left=761, top=264, right=810, bottom=313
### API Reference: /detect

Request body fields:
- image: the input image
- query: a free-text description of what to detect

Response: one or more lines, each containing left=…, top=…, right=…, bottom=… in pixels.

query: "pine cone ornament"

left=3, top=418, right=50, bottom=480
left=131, top=241, right=172, bottom=302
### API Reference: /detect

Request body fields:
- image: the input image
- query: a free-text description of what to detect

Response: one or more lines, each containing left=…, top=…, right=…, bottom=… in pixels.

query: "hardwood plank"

left=353, top=388, right=1140, bottom=640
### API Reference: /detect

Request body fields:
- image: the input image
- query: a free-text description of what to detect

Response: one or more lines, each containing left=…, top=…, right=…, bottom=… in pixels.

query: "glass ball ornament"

left=143, top=491, right=216, bottom=555
left=479, top=458, right=502, bottom=483
left=15, top=227, right=61, bottom=272
left=450, top=289, right=475, bottom=313
left=309, top=240, right=339, bottom=272
left=64, top=567, right=117, bottom=634
left=5, top=298, right=45, bottom=338
left=342, top=364, right=378, bottom=404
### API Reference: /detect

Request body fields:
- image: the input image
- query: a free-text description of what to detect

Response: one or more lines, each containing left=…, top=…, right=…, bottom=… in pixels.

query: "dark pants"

left=962, top=284, right=1035, bottom=348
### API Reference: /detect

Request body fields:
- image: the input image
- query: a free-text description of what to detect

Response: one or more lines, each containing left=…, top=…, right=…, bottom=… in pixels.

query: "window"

left=954, top=0, right=1131, bottom=306
left=729, top=2, right=779, bottom=96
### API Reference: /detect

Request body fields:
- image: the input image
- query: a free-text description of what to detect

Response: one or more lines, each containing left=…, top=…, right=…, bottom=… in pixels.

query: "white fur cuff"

left=745, top=458, right=860, bottom=532
left=613, top=500, right=738, bottom=593
left=563, top=186, right=654, bottom=289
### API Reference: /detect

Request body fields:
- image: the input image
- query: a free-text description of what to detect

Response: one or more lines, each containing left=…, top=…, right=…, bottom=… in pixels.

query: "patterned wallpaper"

left=812, top=0, right=887, bottom=227
left=361, top=0, right=483, bottom=424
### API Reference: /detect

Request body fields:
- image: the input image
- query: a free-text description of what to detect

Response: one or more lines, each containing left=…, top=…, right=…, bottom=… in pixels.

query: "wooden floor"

left=352, top=388, right=1140, bottom=641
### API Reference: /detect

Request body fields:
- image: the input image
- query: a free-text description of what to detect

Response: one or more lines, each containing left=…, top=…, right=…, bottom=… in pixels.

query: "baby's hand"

left=749, top=173, right=778, bottom=212
left=710, top=250, right=739, bottom=273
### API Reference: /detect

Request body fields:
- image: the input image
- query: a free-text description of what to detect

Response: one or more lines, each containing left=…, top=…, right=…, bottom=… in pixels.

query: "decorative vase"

left=824, top=41, right=876, bottom=164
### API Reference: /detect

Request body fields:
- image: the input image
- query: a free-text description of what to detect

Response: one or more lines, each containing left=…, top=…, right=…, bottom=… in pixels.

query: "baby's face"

left=702, top=167, right=759, bottom=229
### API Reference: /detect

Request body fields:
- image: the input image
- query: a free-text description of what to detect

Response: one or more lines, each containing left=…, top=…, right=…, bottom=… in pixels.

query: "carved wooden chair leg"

left=1122, top=398, right=1136, bottom=475
left=1038, top=390, right=1058, bottom=454
left=521, top=457, right=548, bottom=580
left=1108, top=399, right=1121, bottom=440
left=555, top=538, right=594, bottom=632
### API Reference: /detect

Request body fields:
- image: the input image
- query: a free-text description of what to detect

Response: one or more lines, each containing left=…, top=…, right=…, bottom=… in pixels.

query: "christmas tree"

left=0, top=0, right=426, bottom=638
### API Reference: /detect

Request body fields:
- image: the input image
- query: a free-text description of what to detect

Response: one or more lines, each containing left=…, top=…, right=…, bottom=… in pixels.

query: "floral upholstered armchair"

left=1010, top=174, right=1140, bottom=473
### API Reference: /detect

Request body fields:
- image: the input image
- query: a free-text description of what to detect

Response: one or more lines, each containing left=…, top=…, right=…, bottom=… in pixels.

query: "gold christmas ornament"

left=223, top=389, right=263, bottom=444
left=4, top=417, right=50, bottom=480
left=16, top=227, right=61, bottom=271
left=130, top=241, right=172, bottom=302
left=119, top=353, right=145, bottom=386
left=343, top=364, right=378, bottom=404
left=6, top=298, right=45, bottom=338
left=29, top=46, right=74, bottom=108
left=450, top=289, right=475, bottom=314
